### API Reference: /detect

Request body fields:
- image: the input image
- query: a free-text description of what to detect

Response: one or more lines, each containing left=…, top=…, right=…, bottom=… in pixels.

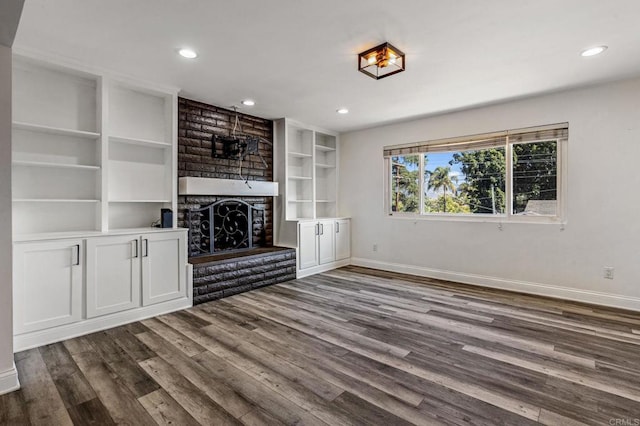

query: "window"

left=384, top=124, right=567, bottom=222
left=391, top=155, right=420, bottom=213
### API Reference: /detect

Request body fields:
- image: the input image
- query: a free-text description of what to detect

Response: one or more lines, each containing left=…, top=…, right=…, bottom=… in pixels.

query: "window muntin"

left=384, top=124, right=566, bottom=222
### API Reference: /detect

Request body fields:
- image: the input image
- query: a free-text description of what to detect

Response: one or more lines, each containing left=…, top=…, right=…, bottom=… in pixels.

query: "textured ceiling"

left=14, top=0, right=640, bottom=132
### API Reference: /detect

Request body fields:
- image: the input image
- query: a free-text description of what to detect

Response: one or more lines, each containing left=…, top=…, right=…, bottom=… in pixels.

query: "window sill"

left=387, top=212, right=565, bottom=225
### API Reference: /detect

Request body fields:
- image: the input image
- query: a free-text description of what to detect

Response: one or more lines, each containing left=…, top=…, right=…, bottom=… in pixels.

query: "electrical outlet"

left=373, top=244, right=378, bottom=252
left=604, top=267, right=614, bottom=280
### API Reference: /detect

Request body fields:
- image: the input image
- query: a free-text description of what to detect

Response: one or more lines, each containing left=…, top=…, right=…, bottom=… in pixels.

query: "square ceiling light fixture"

left=358, top=42, right=405, bottom=80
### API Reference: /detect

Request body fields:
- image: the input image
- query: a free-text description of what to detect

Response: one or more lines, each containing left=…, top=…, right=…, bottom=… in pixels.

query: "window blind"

left=383, top=123, right=568, bottom=157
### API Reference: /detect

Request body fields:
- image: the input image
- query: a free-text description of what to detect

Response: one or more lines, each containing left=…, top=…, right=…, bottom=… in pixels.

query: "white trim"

left=0, top=363, right=20, bottom=395
left=14, top=297, right=191, bottom=351
left=297, top=258, right=351, bottom=279
left=351, top=257, right=640, bottom=312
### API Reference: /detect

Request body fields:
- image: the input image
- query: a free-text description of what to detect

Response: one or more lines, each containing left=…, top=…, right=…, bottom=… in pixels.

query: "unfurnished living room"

left=1, top=1, right=640, bottom=425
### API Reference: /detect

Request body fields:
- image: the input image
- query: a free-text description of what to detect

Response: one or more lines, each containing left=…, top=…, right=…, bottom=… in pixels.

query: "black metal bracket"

left=212, top=135, right=261, bottom=160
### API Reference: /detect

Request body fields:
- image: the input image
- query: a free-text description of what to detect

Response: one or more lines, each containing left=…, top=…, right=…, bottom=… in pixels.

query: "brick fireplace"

left=177, top=98, right=295, bottom=304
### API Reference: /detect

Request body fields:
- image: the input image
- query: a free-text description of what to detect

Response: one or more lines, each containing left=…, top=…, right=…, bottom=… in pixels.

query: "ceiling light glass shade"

left=358, top=42, right=405, bottom=80
left=336, top=108, right=349, bottom=114
left=178, top=48, right=198, bottom=59
left=581, top=45, right=607, bottom=57
left=241, top=99, right=255, bottom=106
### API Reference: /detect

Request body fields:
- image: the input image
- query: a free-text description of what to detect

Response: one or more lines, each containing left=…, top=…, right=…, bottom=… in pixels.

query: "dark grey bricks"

left=192, top=248, right=296, bottom=305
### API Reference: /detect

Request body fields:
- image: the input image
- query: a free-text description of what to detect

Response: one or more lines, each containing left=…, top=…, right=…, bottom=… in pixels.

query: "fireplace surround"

left=177, top=98, right=295, bottom=304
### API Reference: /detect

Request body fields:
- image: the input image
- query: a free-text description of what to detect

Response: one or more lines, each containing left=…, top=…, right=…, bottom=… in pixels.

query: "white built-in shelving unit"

left=275, top=119, right=338, bottom=221
left=11, top=54, right=177, bottom=239
left=12, top=57, right=102, bottom=235
left=274, top=118, right=350, bottom=278
left=11, top=53, right=189, bottom=350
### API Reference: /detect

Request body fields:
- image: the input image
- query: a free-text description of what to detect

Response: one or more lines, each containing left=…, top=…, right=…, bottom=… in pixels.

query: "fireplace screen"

left=187, top=199, right=265, bottom=257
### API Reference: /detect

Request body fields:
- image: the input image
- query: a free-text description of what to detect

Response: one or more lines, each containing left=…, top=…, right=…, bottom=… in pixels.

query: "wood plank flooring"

left=2, top=265, right=640, bottom=425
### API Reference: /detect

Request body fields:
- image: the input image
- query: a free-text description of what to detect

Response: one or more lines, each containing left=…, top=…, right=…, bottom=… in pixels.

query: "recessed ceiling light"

left=241, top=99, right=255, bottom=106
left=337, top=108, right=349, bottom=114
left=581, top=45, right=607, bottom=57
left=178, top=48, right=198, bottom=59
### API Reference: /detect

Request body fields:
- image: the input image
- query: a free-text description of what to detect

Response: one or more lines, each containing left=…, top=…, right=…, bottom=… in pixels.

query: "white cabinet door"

left=86, top=235, right=141, bottom=318
left=13, top=240, right=83, bottom=334
left=298, top=221, right=319, bottom=270
left=141, top=231, right=186, bottom=306
left=318, top=220, right=335, bottom=265
left=335, top=219, right=351, bottom=261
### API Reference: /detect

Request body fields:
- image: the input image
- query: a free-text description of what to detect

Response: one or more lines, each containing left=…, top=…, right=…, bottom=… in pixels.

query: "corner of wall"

left=0, top=363, right=20, bottom=395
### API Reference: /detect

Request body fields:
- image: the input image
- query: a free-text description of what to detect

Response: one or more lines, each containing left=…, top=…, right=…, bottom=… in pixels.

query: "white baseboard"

left=351, top=257, right=640, bottom=312
left=297, top=258, right=351, bottom=279
left=14, top=297, right=192, bottom=352
left=0, top=363, right=20, bottom=395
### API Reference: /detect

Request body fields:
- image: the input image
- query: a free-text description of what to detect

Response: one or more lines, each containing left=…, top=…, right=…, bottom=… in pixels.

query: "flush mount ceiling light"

left=358, top=42, right=405, bottom=80
left=241, top=99, right=255, bottom=106
left=178, top=48, right=198, bottom=59
left=336, top=108, right=349, bottom=114
left=581, top=45, right=608, bottom=57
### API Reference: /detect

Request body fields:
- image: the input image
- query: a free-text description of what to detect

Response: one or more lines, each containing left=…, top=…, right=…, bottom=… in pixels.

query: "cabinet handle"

left=336, top=222, right=340, bottom=233
left=320, top=223, right=324, bottom=235
left=315, top=223, right=319, bottom=236
left=73, top=244, right=80, bottom=266
left=132, top=240, right=139, bottom=258
left=143, top=239, right=149, bottom=257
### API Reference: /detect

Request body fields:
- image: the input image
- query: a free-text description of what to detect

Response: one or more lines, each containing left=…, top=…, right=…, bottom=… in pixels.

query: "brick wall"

left=192, top=248, right=296, bottom=304
left=177, top=98, right=274, bottom=249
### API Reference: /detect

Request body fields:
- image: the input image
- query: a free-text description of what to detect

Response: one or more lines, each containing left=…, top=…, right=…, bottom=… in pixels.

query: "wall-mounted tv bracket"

left=211, top=134, right=272, bottom=188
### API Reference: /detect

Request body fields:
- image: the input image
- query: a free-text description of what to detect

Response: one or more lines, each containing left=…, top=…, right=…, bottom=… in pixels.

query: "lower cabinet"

left=335, top=219, right=350, bottom=261
left=142, top=231, right=187, bottom=306
left=297, top=218, right=350, bottom=275
left=298, top=221, right=319, bottom=270
left=317, top=220, right=336, bottom=265
left=13, top=239, right=83, bottom=334
left=13, top=229, right=190, bottom=349
left=86, top=235, right=141, bottom=318
left=87, top=230, right=187, bottom=317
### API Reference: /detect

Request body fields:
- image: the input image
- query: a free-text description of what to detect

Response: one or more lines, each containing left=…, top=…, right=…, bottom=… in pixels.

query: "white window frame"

left=384, top=124, right=568, bottom=224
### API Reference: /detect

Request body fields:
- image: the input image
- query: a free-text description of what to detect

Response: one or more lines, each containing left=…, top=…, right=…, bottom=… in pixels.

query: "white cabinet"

left=335, top=219, right=351, bottom=261
left=13, top=229, right=190, bottom=350
left=298, top=220, right=340, bottom=271
left=298, top=221, right=319, bottom=270
left=142, top=231, right=187, bottom=306
left=13, top=240, right=83, bottom=334
left=86, top=235, right=141, bottom=318
left=86, top=230, right=187, bottom=317
left=318, top=220, right=336, bottom=265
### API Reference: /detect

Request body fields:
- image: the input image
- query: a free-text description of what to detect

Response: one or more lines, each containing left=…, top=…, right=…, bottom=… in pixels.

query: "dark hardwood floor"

left=2, top=266, right=640, bottom=425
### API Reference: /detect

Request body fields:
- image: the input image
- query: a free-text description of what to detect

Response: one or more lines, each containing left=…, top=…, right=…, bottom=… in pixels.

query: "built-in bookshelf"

left=12, top=54, right=177, bottom=239
left=274, top=118, right=339, bottom=221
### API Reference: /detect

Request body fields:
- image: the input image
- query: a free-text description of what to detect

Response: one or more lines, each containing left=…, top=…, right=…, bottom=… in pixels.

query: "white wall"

left=340, top=77, right=640, bottom=311
left=0, top=45, right=19, bottom=394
